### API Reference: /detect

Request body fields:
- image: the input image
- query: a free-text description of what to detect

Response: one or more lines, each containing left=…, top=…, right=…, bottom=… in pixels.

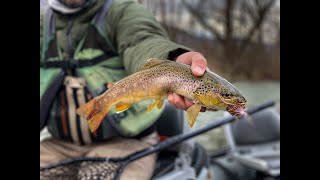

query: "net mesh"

left=40, top=160, right=123, bottom=180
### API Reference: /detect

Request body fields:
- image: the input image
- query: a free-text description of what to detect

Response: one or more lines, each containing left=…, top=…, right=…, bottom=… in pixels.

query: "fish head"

left=219, top=89, right=247, bottom=117
left=194, top=70, right=247, bottom=117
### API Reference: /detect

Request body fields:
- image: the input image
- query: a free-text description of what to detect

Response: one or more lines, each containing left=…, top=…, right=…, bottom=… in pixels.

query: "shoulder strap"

left=92, top=0, right=116, bottom=53
left=41, top=6, right=57, bottom=63
left=93, top=0, right=113, bottom=31
left=40, top=70, right=65, bottom=131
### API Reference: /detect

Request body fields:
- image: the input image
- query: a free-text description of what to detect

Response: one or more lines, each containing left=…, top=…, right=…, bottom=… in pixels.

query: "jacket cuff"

left=167, top=48, right=191, bottom=61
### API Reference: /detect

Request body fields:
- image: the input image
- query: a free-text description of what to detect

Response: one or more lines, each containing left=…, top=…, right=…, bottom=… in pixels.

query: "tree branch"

left=240, top=0, right=276, bottom=52
left=182, top=0, right=224, bottom=43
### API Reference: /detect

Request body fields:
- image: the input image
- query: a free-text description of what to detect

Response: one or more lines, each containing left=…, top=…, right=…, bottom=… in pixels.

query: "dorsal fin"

left=142, top=58, right=172, bottom=69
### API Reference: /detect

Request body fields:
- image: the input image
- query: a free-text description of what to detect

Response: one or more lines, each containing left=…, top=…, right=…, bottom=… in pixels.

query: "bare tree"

left=182, top=0, right=224, bottom=43
left=139, top=0, right=279, bottom=80
left=239, top=0, right=276, bottom=52
left=182, top=0, right=276, bottom=61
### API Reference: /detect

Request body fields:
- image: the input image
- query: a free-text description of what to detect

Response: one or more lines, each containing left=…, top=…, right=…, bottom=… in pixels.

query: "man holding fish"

left=40, top=0, right=246, bottom=179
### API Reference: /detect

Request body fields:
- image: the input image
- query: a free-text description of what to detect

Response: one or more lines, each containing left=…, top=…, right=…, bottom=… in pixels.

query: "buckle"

left=64, top=76, right=86, bottom=88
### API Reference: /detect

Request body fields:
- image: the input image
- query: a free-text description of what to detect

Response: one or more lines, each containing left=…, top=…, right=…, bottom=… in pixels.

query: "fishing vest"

left=40, top=0, right=163, bottom=145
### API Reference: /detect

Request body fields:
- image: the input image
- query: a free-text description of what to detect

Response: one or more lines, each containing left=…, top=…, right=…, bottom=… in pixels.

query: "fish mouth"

left=226, top=103, right=246, bottom=117
left=216, top=94, right=246, bottom=116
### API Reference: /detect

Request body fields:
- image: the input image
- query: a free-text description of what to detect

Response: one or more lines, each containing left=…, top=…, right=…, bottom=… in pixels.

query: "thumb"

left=191, top=55, right=207, bottom=76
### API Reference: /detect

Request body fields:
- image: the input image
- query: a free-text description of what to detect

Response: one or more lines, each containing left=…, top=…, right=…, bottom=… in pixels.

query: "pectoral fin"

left=186, top=104, right=202, bottom=128
left=157, top=99, right=164, bottom=109
left=115, top=103, right=132, bottom=113
left=147, top=98, right=165, bottom=112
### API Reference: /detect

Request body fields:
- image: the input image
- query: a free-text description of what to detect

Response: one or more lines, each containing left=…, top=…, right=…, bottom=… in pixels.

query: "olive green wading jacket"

left=40, top=0, right=191, bottom=144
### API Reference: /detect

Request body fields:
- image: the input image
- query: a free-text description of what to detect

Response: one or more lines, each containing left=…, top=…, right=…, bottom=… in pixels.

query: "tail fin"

left=87, top=109, right=109, bottom=133
left=76, top=98, right=97, bottom=120
left=76, top=97, right=110, bottom=133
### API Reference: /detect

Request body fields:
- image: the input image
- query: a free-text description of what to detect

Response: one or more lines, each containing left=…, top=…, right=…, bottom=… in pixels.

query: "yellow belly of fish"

left=194, top=94, right=228, bottom=109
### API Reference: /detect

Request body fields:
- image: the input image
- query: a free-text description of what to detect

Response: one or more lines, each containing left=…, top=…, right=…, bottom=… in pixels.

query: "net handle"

left=40, top=100, right=275, bottom=170
left=126, top=100, right=275, bottom=162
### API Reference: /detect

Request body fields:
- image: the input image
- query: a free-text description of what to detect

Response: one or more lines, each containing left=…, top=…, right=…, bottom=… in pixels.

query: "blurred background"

left=138, top=0, right=280, bottom=153
left=41, top=0, right=280, bottom=153
left=40, top=1, right=280, bottom=178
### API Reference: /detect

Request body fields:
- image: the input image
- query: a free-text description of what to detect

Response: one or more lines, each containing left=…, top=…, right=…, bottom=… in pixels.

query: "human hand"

left=167, top=52, right=217, bottom=112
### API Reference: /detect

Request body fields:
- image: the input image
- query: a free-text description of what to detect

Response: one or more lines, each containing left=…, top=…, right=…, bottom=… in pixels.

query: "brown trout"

left=76, top=58, right=247, bottom=133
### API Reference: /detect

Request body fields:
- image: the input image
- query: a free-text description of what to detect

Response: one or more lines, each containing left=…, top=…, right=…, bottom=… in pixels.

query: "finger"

left=172, top=93, right=187, bottom=110
left=200, top=107, right=207, bottom=112
left=191, top=54, right=207, bottom=76
left=184, top=98, right=194, bottom=109
left=167, top=92, right=176, bottom=106
left=175, top=52, right=194, bottom=65
left=184, top=99, right=206, bottom=112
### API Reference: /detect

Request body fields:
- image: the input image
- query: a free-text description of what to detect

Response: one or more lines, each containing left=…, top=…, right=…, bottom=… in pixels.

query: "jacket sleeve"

left=106, top=0, right=192, bottom=74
